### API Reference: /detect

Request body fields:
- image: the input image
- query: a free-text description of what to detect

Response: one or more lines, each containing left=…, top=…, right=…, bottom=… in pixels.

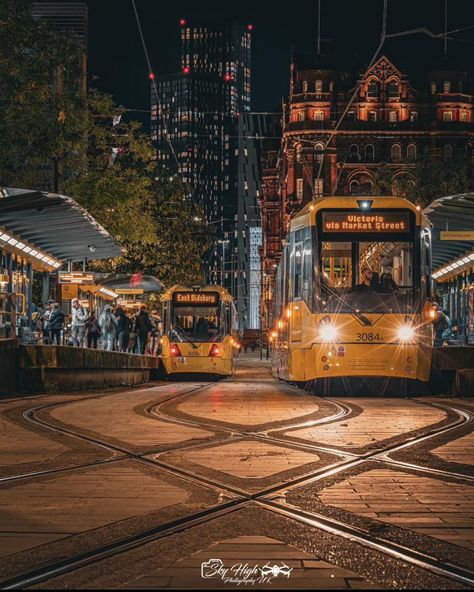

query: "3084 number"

left=356, top=332, right=383, bottom=342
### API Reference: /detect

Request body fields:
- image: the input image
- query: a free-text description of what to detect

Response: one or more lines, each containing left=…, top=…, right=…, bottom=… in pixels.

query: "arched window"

left=361, top=180, right=373, bottom=195
left=295, top=143, right=303, bottom=162
left=388, top=81, right=399, bottom=97
left=365, top=144, right=375, bottom=162
left=391, top=143, right=402, bottom=163
left=407, top=144, right=417, bottom=162
left=349, top=180, right=360, bottom=195
left=443, top=144, right=453, bottom=159
left=314, top=142, right=324, bottom=163
left=367, top=80, right=379, bottom=98
left=348, top=144, right=360, bottom=162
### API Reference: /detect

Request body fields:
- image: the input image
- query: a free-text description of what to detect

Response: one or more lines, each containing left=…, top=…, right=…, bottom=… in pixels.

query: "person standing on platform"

left=49, top=303, right=65, bottom=345
left=71, top=298, right=88, bottom=347
left=40, top=300, right=54, bottom=344
left=115, top=306, right=132, bottom=352
left=99, top=304, right=118, bottom=351
left=85, top=310, right=101, bottom=349
left=135, top=305, right=152, bottom=355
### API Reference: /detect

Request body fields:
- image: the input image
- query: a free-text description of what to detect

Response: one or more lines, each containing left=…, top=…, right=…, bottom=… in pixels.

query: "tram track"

left=1, top=382, right=473, bottom=589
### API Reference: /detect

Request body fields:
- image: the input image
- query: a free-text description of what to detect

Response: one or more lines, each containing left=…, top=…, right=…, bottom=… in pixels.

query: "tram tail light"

left=170, top=343, right=182, bottom=357
left=209, top=344, right=220, bottom=357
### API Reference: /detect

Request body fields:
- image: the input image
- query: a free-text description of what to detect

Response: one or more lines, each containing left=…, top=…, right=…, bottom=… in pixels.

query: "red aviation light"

left=224, top=72, right=232, bottom=82
left=247, top=24, right=253, bottom=31
left=183, top=66, right=190, bottom=75
left=209, top=344, right=220, bottom=357
left=148, top=72, right=155, bottom=81
left=170, top=343, right=182, bottom=357
left=179, top=18, right=186, bottom=26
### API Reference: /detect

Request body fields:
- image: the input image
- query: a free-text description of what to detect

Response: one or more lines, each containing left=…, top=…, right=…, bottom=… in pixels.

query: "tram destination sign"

left=322, top=211, right=410, bottom=233
left=172, top=291, right=219, bottom=306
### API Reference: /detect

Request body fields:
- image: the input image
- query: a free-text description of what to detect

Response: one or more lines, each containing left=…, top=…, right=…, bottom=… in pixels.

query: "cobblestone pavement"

left=0, top=354, right=473, bottom=590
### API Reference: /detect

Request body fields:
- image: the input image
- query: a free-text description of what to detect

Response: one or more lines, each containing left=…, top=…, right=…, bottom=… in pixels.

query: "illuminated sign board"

left=322, top=212, right=410, bottom=233
left=440, top=231, right=474, bottom=241
left=172, top=291, right=219, bottom=306
left=58, top=271, right=96, bottom=285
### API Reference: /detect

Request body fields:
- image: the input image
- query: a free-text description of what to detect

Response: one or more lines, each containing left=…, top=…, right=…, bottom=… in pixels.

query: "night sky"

left=75, top=0, right=473, bottom=128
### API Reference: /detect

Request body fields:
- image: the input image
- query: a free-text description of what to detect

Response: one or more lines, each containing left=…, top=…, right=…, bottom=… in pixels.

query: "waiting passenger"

left=380, top=272, right=399, bottom=294
left=354, top=267, right=374, bottom=291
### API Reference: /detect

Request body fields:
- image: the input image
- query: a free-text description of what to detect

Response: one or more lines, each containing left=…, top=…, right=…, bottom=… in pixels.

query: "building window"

left=430, top=81, right=437, bottom=94
left=297, top=111, right=305, bottom=122
left=302, top=81, right=308, bottom=93
left=365, top=144, right=375, bottom=162
left=314, top=110, right=324, bottom=121
left=349, top=180, right=360, bottom=195
left=443, top=144, right=453, bottom=159
left=367, top=80, right=379, bottom=97
left=315, top=79, right=323, bottom=92
left=443, top=111, right=453, bottom=121
left=348, top=144, right=360, bottom=162
left=391, top=143, right=402, bottom=163
left=296, top=178, right=303, bottom=199
left=410, top=111, right=418, bottom=122
left=346, top=111, right=355, bottom=121
left=461, top=111, right=469, bottom=122
left=443, top=80, right=451, bottom=93
left=388, top=81, right=399, bottom=97
left=389, top=110, right=398, bottom=123
left=295, top=143, right=303, bottom=162
left=314, top=178, right=323, bottom=198
left=368, top=111, right=377, bottom=122
left=407, top=144, right=417, bottom=162
left=314, top=142, right=324, bottom=163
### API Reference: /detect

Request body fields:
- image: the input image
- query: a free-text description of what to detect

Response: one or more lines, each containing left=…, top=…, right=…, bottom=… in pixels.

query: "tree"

left=0, top=0, right=86, bottom=191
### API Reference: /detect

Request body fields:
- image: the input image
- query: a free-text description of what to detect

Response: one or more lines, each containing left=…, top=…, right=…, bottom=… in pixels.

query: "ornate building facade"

left=259, top=52, right=474, bottom=333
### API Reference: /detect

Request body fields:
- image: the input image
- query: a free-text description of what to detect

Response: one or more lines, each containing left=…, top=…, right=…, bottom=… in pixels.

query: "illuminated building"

left=151, top=20, right=252, bottom=288
left=259, top=50, right=474, bottom=329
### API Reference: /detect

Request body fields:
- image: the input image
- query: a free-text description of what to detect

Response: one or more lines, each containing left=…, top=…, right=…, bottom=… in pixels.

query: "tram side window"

left=302, top=234, right=313, bottom=307
left=294, top=243, right=303, bottom=299
left=422, top=229, right=432, bottom=299
left=224, top=303, right=232, bottom=333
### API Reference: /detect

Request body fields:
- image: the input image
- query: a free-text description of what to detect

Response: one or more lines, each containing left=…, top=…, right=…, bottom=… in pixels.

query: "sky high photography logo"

left=201, top=558, right=293, bottom=586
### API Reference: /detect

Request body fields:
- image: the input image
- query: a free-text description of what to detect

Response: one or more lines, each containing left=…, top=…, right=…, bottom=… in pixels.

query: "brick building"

left=259, top=51, right=474, bottom=333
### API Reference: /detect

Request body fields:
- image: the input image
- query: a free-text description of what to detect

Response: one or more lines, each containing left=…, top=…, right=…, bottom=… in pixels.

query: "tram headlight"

left=318, top=324, right=339, bottom=342
left=397, top=325, right=415, bottom=341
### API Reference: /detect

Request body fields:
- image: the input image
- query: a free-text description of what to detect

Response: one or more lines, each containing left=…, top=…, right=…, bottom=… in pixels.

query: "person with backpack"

left=49, top=303, right=65, bottom=345
left=99, top=304, right=118, bottom=351
left=135, top=305, right=153, bottom=355
left=432, top=302, right=449, bottom=346
left=115, top=307, right=132, bottom=352
left=71, top=298, right=88, bottom=347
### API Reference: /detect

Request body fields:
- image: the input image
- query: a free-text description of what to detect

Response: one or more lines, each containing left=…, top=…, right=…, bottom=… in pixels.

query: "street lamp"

left=217, top=239, right=230, bottom=286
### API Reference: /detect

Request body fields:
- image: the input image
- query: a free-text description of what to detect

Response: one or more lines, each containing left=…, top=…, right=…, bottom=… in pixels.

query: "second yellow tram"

left=271, top=196, right=435, bottom=394
left=160, top=284, right=239, bottom=378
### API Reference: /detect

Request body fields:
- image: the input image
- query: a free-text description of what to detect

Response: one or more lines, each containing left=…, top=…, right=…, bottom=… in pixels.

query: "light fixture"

left=0, top=229, right=63, bottom=270
left=318, top=323, right=339, bottom=342
left=357, top=199, right=373, bottom=210
left=99, top=287, right=118, bottom=299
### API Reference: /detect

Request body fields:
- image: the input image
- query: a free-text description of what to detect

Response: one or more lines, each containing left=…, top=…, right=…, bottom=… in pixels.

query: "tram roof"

left=0, top=188, right=123, bottom=262
left=424, top=192, right=474, bottom=280
left=162, top=284, right=234, bottom=302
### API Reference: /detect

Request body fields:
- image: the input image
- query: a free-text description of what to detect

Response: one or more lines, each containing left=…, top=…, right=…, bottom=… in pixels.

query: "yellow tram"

left=160, top=284, right=239, bottom=378
left=271, top=196, right=435, bottom=394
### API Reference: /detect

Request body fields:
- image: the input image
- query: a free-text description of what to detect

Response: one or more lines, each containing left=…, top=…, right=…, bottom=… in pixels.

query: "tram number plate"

left=356, top=332, right=383, bottom=342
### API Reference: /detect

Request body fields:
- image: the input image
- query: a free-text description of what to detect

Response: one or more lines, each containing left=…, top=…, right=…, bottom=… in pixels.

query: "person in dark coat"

left=135, top=305, right=153, bottom=354
left=115, top=307, right=132, bottom=352
left=49, top=303, right=65, bottom=345
left=85, top=310, right=101, bottom=349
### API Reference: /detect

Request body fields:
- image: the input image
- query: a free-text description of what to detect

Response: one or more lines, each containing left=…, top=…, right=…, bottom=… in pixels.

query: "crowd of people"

left=38, top=299, right=162, bottom=355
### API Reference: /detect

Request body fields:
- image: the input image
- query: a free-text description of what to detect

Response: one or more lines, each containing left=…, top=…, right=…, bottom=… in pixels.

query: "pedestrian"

left=127, top=319, right=138, bottom=354
left=49, top=303, right=65, bottom=345
left=441, top=309, right=455, bottom=345
left=250, top=340, right=256, bottom=352
left=432, top=302, right=447, bottom=346
left=115, top=306, right=132, bottom=352
left=99, top=304, right=118, bottom=351
left=71, top=298, right=88, bottom=346
left=85, top=310, right=101, bottom=349
left=135, top=305, right=153, bottom=355
left=40, top=300, right=55, bottom=344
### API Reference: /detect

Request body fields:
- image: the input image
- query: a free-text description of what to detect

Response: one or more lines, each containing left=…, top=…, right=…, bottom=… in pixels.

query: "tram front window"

left=320, top=241, right=414, bottom=313
left=170, top=305, right=220, bottom=342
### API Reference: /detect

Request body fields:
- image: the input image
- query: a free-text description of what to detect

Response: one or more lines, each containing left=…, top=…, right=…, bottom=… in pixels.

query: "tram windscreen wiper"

left=321, top=284, right=372, bottom=326
left=172, top=326, right=199, bottom=349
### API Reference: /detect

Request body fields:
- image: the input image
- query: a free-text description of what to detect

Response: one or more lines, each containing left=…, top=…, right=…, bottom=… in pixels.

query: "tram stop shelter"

left=99, top=274, right=164, bottom=314
left=0, top=187, right=122, bottom=339
left=425, top=192, right=474, bottom=344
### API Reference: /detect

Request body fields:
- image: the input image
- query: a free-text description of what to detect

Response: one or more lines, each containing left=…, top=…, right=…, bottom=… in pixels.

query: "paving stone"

left=163, top=440, right=320, bottom=478
left=432, top=433, right=474, bottom=466
left=287, top=399, right=447, bottom=448
left=319, top=469, right=474, bottom=550
left=121, top=535, right=379, bottom=589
